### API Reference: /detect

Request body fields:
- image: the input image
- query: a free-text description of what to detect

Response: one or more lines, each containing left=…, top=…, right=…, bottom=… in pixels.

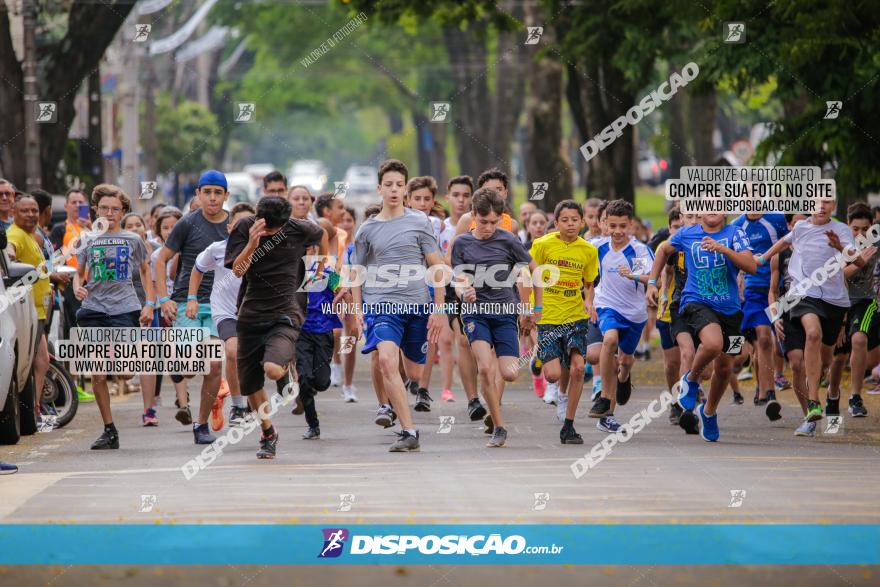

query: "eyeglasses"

left=0, top=191, right=14, bottom=199
left=97, top=205, right=123, bottom=214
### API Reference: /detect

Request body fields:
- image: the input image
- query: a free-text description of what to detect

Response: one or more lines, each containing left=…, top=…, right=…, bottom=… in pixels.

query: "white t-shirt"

left=194, top=239, right=241, bottom=323
left=592, top=236, right=654, bottom=323
left=784, top=218, right=854, bottom=307
left=150, top=246, right=174, bottom=298
left=439, top=217, right=456, bottom=256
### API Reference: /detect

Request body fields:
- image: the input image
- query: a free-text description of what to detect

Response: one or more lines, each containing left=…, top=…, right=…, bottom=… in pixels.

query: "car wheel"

left=19, top=372, right=37, bottom=436
left=0, top=371, right=21, bottom=444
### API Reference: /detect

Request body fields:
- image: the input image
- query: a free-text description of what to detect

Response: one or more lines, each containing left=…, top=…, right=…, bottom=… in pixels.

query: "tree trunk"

left=488, top=0, right=527, bottom=178
left=666, top=64, right=691, bottom=180
left=688, top=86, right=717, bottom=166
left=0, top=0, right=26, bottom=188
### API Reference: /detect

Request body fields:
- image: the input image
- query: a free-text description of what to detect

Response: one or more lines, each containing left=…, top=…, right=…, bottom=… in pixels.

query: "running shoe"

left=302, top=427, right=320, bottom=440
left=543, top=381, right=558, bottom=405
left=467, top=398, right=487, bottom=421
left=679, top=410, right=699, bottom=435
left=589, top=396, right=612, bottom=418
left=414, top=388, right=432, bottom=412
left=794, top=420, right=816, bottom=437
left=36, top=417, right=55, bottom=433
left=697, top=403, right=719, bottom=442
left=175, top=406, right=192, bottom=426
left=616, top=374, right=632, bottom=406
left=737, top=368, right=753, bottom=381
left=330, top=363, right=342, bottom=387
left=669, top=402, right=683, bottom=425
left=531, top=376, right=546, bottom=398
left=229, top=406, right=247, bottom=427
left=774, top=374, right=792, bottom=391
left=591, top=375, right=602, bottom=400
left=732, top=391, right=744, bottom=405
left=486, top=426, right=507, bottom=447
left=292, top=395, right=305, bottom=415
left=441, top=388, right=456, bottom=402
left=483, top=414, right=494, bottom=435
left=389, top=430, right=420, bottom=452
left=597, top=415, right=621, bottom=433
left=0, top=462, right=18, bottom=475
left=825, top=396, right=840, bottom=416
left=754, top=389, right=768, bottom=406
left=560, top=426, right=584, bottom=444
left=374, top=405, right=396, bottom=428
left=77, top=385, right=95, bottom=403
left=193, top=423, right=216, bottom=445
left=530, top=356, right=543, bottom=377
left=556, top=392, right=568, bottom=422
left=91, top=429, right=119, bottom=450
left=257, top=431, right=278, bottom=459
left=342, top=385, right=358, bottom=403
left=849, top=395, right=868, bottom=417
left=210, top=392, right=227, bottom=432
left=765, top=399, right=782, bottom=421
left=406, top=379, right=419, bottom=396
left=676, top=372, right=701, bottom=411
left=142, top=408, right=159, bottom=427
left=806, top=400, right=824, bottom=423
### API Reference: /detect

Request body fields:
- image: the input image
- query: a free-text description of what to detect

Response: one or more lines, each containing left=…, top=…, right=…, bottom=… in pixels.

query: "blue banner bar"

left=1, top=524, right=878, bottom=565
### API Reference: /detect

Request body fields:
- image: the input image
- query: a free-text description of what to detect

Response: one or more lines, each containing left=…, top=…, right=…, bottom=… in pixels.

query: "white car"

left=0, top=236, right=40, bottom=444
left=344, top=166, right=377, bottom=196
left=225, top=172, right=259, bottom=204
left=288, top=160, right=328, bottom=194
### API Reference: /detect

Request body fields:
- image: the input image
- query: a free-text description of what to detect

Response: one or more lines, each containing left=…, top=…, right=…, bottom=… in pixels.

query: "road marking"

left=0, top=473, right=68, bottom=519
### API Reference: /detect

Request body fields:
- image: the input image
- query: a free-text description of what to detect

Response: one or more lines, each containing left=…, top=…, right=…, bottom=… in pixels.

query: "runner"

left=518, top=201, right=537, bottom=244
left=262, top=171, right=288, bottom=197
left=587, top=200, right=654, bottom=433
left=452, top=187, right=541, bottom=447
left=225, top=196, right=326, bottom=459
left=344, top=159, right=446, bottom=452
left=338, top=206, right=359, bottom=403
left=655, top=209, right=684, bottom=421
left=648, top=213, right=756, bottom=441
left=582, top=197, right=603, bottom=240
left=155, top=170, right=229, bottom=445
left=530, top=199, right=597, bottom=443
left=73, top=184, right=155, bottom=449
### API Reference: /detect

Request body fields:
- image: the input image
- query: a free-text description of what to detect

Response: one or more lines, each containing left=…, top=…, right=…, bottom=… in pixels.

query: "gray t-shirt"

left=451, top=229, right=532, bottom=305
left=163, top=210, right=229, bottom=303
left=350, top=208, right=439, bottom=306
left=848, top=249, right=879, bottom=301
left=77, top=230, right=147, bottom=315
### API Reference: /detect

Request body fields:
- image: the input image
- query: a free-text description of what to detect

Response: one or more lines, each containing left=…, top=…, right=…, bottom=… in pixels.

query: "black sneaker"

left=669, top=402, right=683, bottom=424
left=257, top=431, right=278, bottom=459
left=468, top=398, right=487, bottom=421
left=193, top=423, right=216, bottom=445
left=291, top=395, right=304, bottom=415
left=754, top=390, right=769, bottom=406
left=825, top=396, right=840, bottom=416
left=483, top=413, right=494, bottom=434
left=588, top=396, right=611, bottom=418
left=389, top=430, right=420, bottom=452
left=175, top=405, right=193, bottom=425
left=302, top=427, right=320, bottom=440
left=91, top=429, right=119, bottom=450
left=765, top=400, right=782, bottom=421
left=732, top=391, right=744, bottom=405
left=560, top=426, right=584, bottom=444
left=406, top=379, right=419, bottom=396
left=616, top=375, right=632, bottom=406
left=767, top=389, right=778, bottom=402
left=849, top=395, right=868, bottom=417
left=414, top=388, right=433, bottom=412
left=229, top=406, right=247, bottom=427
left=679, top=410, right=699, bottom=434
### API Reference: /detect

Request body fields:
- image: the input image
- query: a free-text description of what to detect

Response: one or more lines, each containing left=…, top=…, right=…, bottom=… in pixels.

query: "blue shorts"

left=462, top=314, right=519, bottom=357
left=741, top=287, right=772, bottom=330
left=657, top=320, right=676, bottom=350
left=537, top=319, right=590, bottom=369
left=597, top=307, right=646, bottom=356
left=361, top=311, right=429, bottom=364
left=174, top=302, right=218, bottom=338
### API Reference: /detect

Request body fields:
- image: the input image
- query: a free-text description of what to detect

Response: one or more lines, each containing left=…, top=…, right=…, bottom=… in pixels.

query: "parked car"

left=0, top=230, right=40, bottom=444
left=225, top=171, right=260, bottom=204
left=288, top=160, right=328, bottom=194
left=344, top=166, right=377, bottom=196
left=637, top=151, right=669, bottom=186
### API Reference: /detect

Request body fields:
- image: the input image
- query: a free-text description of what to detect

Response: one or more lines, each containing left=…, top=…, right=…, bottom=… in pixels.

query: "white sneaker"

left=544, top=382, right=559, bottom=405
left=556, top=391, right=568, bottom=421
left=737, top=369, right=753, bottom=381
left=330, top=363, right=342, bottom=387
left=342, top=385, right=358, bottom=403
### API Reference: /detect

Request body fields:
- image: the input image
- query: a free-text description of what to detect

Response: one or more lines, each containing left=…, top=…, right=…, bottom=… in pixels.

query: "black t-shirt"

left=225, top=217, right=324, bottom=326
left=164, top=210, right=230, bottom=303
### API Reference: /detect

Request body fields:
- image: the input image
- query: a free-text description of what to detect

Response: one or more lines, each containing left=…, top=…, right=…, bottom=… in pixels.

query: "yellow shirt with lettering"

left=530, top=231, right=598, bottom=325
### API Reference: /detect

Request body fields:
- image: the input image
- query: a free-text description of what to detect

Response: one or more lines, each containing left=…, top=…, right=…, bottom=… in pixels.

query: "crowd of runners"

left=0, top=159, right=878, bottom=471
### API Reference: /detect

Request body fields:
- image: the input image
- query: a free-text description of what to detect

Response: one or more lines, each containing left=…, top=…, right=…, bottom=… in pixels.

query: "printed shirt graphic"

left=592, top=236, right=654, bottom=323
left=669, top=223, right=751, bottom=315
left=76, top=231, right=147, bottom=315
left=783, top=218, right=853, bottom=308
left=731, top=213, right=788, bottom=289
left=530, top=232, right=599, bottom=325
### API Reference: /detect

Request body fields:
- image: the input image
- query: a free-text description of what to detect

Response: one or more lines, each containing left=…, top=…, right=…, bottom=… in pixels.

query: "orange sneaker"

left=210, top=380, right=230, bottom=431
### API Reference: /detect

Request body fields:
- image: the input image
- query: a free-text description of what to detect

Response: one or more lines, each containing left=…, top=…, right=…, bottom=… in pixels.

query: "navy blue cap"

left=197, top=170, right=228, bottom=190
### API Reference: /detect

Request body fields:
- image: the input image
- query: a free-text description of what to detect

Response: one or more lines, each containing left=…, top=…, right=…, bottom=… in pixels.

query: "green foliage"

left=149, top=94, right=220, bottom=175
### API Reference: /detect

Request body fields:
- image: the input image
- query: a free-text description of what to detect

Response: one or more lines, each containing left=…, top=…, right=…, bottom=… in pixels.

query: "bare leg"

left=470, top=341, right=504, bottom=428
left=377, top=342, right=415, bottom=429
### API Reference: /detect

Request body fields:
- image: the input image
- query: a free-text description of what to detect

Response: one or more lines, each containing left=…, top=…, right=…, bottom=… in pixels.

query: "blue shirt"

left=302, top=266, right=343, bottom=334
left=669, top=223, right=751, bottom=315
left=731, top=214, right=788, bottom=289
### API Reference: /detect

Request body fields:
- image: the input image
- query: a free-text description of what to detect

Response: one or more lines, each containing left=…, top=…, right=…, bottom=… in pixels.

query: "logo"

left=728, top=489, right=746, bottom=508
left=532, top=492, right=550, bottom=511
left=430, top=102, right=450, bottom=123
left=337, top=494, right=355, bottom=512
left=138, top=494, right=157, bottom=513
left=466, top=321, right=476, bottom=334
left=339, top=336, right=356, bottom=355
left=133, top=24, right=152, bottom=42
left=334, top=182, right=349, bottom=199
left=36, top=102, right=57, bottom=123
left=825, top=415, right=842, bottom=434
left=235, top=102, right=256, bottom=123
left=726, top=335, right=744, bottom=355
left=530, top=182, right=548, bottom=201
left=525, top=26, right=543, bottom=45
left=140, top=181, right=158, bottom=200
left=437, top=416, right=455, bottom=434
left=824, top=101, right=842, bottom=119
left=723, top=22, right=745, bottom=43
left=630, top=257, right=649, bottom=275
left=421, top=341, right=430, bottom=355
left=319, top=528, right=349, bottom=558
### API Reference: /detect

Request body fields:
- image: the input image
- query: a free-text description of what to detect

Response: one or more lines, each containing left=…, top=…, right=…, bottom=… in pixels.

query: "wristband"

left=647, top=278, right=657, bottom=286
left=756, top=255, right=765, bottom=266
left=187, top=295, right=198, bottom=301
left=532, top=305, right=543, bottom=311
left=145, top=300, right=156, bottom=308
left=158, top=295, right=171, bottom=304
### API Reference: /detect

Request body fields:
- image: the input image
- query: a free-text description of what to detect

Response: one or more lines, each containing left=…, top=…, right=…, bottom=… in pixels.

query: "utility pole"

left=22, top=0, right=41, bottom=190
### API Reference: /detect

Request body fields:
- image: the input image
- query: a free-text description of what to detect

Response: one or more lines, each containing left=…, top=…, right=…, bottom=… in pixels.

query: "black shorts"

left=789, top=296, right=847, bottom=347
left=586, top=320, right=604, bottom=347
left=782, top=311, right=806, bottom=354
left=216, top=318, right=237, bottom=342
left=236, top=318, right=300, bottom=396
left=848, top=299, right=880, bottom=350
left=75, top=308, right=141, bottom=328
left=680, top=303, right=745, bottom=355
left=294, top=330, right=334, bottom=394
left=669, top=301, right=691, bottom=340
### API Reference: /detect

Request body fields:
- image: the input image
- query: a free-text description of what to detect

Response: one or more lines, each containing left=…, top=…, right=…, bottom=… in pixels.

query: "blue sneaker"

left=697, top=403, right=719, bottom=442
left=584, top=363, right=593, bottom=383
left=597, top=415, right=621, bottom=433
left=591, top=375, right=603, bottom=400
left=0, top=462, right=18, bottom=475
left=677, top=371, right=701, bottom=411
